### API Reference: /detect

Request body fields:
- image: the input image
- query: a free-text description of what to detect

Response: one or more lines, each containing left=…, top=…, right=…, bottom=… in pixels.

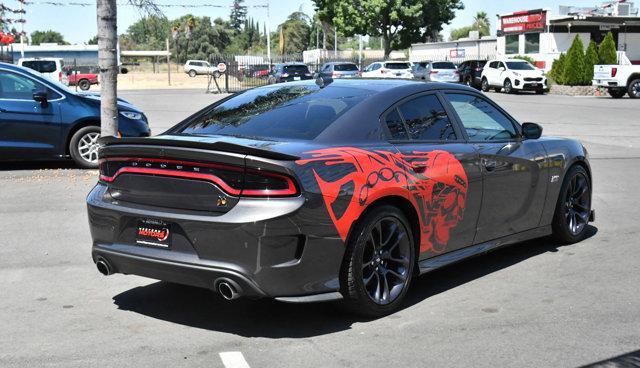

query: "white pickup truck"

left=592, top=52, right=640, bottom=98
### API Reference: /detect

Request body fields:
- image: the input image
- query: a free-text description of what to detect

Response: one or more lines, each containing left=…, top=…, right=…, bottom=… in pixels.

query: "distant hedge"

left=549, top=32, right=618, bottom=86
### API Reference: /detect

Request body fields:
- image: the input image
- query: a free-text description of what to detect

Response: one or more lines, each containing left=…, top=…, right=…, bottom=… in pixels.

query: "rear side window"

left=396, top=94, right=456, bottom=141
left=446, top=93, right=517, bottom=141
left=334, top=63, right=358, bottom=71
left=38, top=61, right=57, bottom=73
left=177, top=84, right=373, bottom=140
left=385, top=63, right=410, bottom=70
left=385, top=108, right=407, bottom=140
left=432, top=62, right=456, bottom=69
left=283, top=65, right=309, bottom=74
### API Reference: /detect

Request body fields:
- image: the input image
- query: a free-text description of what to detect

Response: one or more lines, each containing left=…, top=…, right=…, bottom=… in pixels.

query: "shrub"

left=598, top=31, right=617, bottom=65
left=562, top=35, right=587, bottom=86
left=549, top=53, right=566, bottom=85
left=584, top=40, right=599, bottom=82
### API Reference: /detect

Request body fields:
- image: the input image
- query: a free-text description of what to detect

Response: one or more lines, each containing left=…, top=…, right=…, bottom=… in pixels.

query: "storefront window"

left=525, top=33, right=540, bottom=54
left=505, top=35, right=519, bottom=54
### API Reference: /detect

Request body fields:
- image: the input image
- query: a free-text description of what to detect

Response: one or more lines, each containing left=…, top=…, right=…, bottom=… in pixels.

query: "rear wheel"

left=608, top=88, right=626, bottom=98
left=552, top=165, right=591, bottom=244
left=69, top=126, right=101, bottom=169
left=481, top=78, right=490, bottom=92
left=78, top=79, right=91, bottom=91
left=627, top=79, right=640, bottom=99
left=340, top=205, right=415, bottom=318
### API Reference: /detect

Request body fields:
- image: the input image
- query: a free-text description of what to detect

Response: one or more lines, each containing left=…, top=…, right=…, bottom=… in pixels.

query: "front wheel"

left=503, top=79, right=513, bottom=94
left=552, top=165, right=591, bottom=244
left=188, top=70, right=197, bottom=78
left=69, top=126, right=101, bottom=169
left=340, top=205, right=415, bottom=318
left=627, top=79, right=640, bottom=99
left=78, top=79, right=91, bottom=91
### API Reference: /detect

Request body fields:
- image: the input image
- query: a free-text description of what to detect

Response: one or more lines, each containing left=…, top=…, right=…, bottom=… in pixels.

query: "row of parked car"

left=258, top=58, right=548, bottom=94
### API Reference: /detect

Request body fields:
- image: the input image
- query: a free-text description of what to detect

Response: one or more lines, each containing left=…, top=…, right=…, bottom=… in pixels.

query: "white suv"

left=184, top=60, right=214, bottom=77
left=481, top=59, right=548, bottom=94
left=362, top=61, right=413, bottom=79
left=17, top=57, right=69, bottom=85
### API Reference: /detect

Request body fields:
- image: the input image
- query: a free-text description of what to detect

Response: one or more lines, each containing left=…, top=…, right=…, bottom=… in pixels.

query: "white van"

left=17, top=58, right=69, bottom=85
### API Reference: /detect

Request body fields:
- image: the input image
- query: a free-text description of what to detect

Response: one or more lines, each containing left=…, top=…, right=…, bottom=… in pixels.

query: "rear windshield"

left=334, top=63, right=358, bottom=71
left=283, top=65, right=310, bottom=74
left=432, top=62, right=456, bottom=69
left=385, top=62, right=410, bottom=70
left=22, top=60, right=57, bottom=73
left=177, top=84, right=373, bottom=140
left=506, top=61, right=535, bottom=70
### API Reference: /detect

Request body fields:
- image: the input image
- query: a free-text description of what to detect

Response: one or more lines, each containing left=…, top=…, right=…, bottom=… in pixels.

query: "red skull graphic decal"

left=297, top=147, right=468, bottom=254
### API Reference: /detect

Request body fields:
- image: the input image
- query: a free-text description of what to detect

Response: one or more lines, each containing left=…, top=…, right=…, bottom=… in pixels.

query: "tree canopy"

left=450, top=11, right=489, bottom=41
left=30, top=30, right=68, bottom=45
left=313, top=0, right=463, bottom=58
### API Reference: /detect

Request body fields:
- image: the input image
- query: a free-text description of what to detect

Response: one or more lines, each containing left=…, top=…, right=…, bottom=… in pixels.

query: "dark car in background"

left=268, top=62, right=313, bottom=84
left=317, top=62, right=361, bottom=79
left=0, top=62, right=150, bottom=168
left=88, top=79, right=594, bottom=317
left=458, top=59, right=488, bottom=89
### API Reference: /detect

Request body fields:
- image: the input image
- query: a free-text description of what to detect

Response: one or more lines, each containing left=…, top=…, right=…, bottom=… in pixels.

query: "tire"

left=503, top=79, right=513, bottom=94
left=536, top=88, right=545, bottom=95
left=608, top=88, right=626, bottom=99
left=481, top=78, right=490, bottom=92
left=188, top=70, right=197, bottom=78
left=340, top=205, right=415, bottom=318
left=494, top=87, right=502, bottom=93
left=464, top=76, right=472, bottom=87
left=552, top=165, right=592, bottom=244
left=627, top=79, right=640, bottom=99
left=78, top=79, right=91, bottom=91
left=69, top=126, right=101, bottom=169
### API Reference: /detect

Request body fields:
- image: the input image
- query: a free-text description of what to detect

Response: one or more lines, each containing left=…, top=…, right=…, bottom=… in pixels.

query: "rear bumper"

left=87, top=184, right=345, bottom=298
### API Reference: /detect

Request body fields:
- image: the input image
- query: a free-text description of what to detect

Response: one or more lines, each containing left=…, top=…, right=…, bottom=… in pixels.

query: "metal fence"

left=205, top=52, right=497, bottom=93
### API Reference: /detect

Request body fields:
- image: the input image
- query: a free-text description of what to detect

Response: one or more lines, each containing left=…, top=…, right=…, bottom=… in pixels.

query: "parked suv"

left=362, top=61, right=412, bottom=79
left=481, top=59, right=548, bottom=94
left=458, top=59, right=487, bottom=89
left=17, top=57, right=68, bottom=85
left=184, top=60, right=214, bottom=77
left=267, top=62, right=313, bottom=84
left=317, top=62, right=361, bottom=78
left=0, top=62, right=150, bottom=168
left=414, top=61, right=459, bottom=83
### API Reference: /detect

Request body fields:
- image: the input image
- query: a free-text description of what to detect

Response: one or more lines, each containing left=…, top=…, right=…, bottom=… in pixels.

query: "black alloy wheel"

left=628, top=79, right=640, bottom=99
left=553, top=165, right=591, bottom=243
left=341, top=205, right=415, bottom=317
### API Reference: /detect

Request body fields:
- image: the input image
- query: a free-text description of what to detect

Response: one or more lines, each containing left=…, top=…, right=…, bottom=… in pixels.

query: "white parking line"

left=219, top=352, right=251, bottom=368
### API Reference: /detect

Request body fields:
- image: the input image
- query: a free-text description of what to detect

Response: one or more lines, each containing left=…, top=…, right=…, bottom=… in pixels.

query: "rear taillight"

left=611, top=67, right=618, bottom=77
left=98, top=157, right=298, bottom=197
left=380, top=69, right=388, bottom=74
left=475, top=67, right=483, bottom=71
left=282, top=73, right=290, bottom=78
left=430, top=70, right=439, bottom=74
left=332, top=72, right=339, bottom=77
left=58, top=72, right=63, bottom=81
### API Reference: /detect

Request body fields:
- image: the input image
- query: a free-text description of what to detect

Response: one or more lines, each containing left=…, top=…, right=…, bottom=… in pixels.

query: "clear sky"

left=13, top=0, right=611, bottom=45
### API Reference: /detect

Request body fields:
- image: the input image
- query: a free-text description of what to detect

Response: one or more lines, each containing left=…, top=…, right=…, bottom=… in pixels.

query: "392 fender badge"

left=551, top=175, right=560, bottom=183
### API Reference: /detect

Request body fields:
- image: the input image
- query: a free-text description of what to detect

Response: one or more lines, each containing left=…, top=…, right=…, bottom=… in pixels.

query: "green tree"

left=313, top=0, right=463, bottom=59
left=87, top=35, right=98, bottom=45
left=549, top=53, right=566, bottom=85
left=277, top=11, right=311, bottom=54
left=598, top=31, right=617, bottom=65
left=30, top=30, right=68, bottom=45
left=126, top=15, right=170, bottom=50
left=450, top=25, right=472, bottom=40
left=584, top=40, right=599, bottom=82
left=562, top=35, right=587, bottom=86
left=230, top=0, right=247, bottom=33
left=473, top=11, right=490, bottom=36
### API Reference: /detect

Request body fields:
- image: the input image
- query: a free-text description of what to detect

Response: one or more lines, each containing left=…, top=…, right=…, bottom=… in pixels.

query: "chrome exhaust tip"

left=96, top=258, right=112, bottom=276
left=217, top=281, right=239, bottom=300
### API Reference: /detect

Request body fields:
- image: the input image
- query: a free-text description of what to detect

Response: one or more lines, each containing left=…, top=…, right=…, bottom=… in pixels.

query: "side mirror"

left=33, top=91, right=48, bottom=108
left=498, top=66, right=505, bottom=71
left=522, top=122, right=543, bottom=139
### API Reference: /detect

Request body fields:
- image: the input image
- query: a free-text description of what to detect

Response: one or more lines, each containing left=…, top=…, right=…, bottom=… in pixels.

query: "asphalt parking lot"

left=1, top=89, right=639, bottom=368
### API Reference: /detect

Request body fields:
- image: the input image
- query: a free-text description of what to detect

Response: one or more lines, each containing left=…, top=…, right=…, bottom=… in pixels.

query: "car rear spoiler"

left=98, top=136, right=300, bottom=161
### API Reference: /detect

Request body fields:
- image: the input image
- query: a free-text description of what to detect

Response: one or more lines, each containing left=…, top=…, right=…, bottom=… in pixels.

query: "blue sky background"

left=16, top=0, right=607, bottom=45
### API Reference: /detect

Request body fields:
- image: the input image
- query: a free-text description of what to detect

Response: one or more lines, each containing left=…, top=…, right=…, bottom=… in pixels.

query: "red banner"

left=501, top=10, right=546, bottom=34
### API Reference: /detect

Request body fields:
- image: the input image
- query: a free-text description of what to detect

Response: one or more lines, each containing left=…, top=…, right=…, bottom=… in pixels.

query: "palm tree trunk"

left=97, top=0, right=118, bottom=137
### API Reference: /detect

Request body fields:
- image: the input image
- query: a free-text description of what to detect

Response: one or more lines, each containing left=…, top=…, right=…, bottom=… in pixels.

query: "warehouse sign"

left=501, top=10, right=547, bottom=34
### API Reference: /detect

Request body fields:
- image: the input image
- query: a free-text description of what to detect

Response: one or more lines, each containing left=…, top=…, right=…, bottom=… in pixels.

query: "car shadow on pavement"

left=112, top=226, right=597, bottom=338
left=0, top=161, right=79, bottom=171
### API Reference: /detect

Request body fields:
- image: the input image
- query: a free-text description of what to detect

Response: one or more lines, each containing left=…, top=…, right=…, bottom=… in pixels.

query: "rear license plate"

left=136, top=219, right=171, bottom=248
left=293, top=76, right=301, bottom=81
